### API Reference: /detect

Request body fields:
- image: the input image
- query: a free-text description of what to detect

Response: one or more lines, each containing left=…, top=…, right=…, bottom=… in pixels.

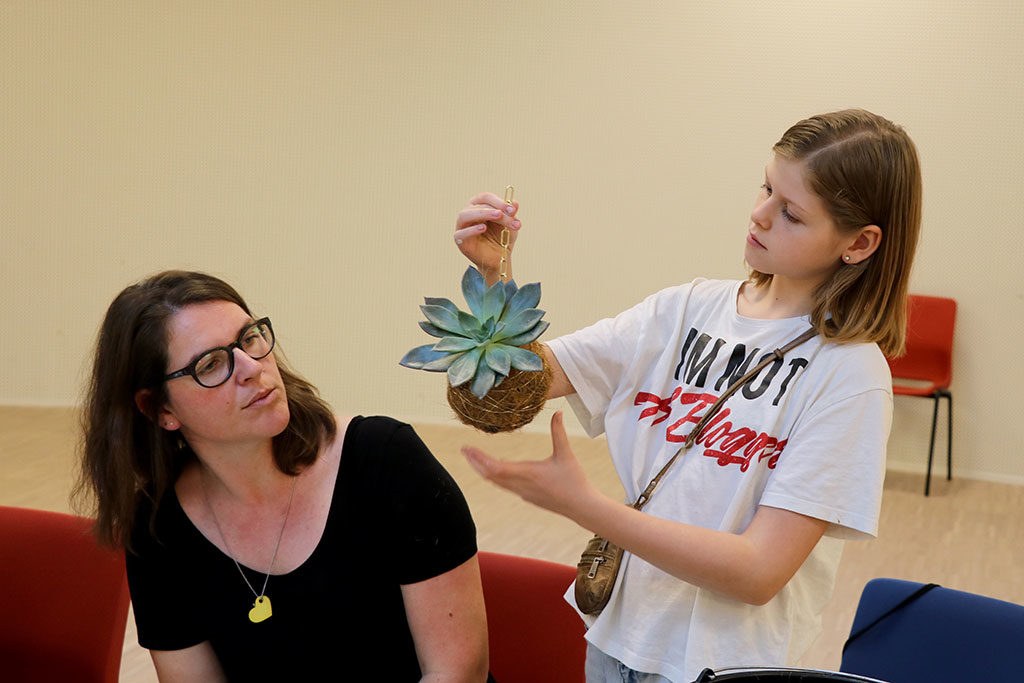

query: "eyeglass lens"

left=194, top=321, right=274, bottom=387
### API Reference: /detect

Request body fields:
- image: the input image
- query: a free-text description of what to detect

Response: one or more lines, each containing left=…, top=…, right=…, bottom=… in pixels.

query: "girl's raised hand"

left=454, top=192, right=520, bottom=285
left=461, top=411, right=600, bottom=521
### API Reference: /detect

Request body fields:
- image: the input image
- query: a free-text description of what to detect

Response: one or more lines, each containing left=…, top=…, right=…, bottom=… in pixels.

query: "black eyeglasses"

left=164, top=318, right=275, bottom=388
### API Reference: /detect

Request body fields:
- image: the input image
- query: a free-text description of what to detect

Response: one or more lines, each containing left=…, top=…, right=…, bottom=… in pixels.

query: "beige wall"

left=2, top=2, right=1022, bottom=483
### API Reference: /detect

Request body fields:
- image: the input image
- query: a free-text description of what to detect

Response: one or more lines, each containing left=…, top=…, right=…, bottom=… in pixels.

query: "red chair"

left=479, top=551, right=586, bottom=683
left=887, top=294, right=956, bottom=496
left=0, top=505, right=130, bottom=683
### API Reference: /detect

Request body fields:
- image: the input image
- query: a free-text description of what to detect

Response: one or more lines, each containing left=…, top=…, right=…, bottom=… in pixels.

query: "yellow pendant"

left=248, top=595, right=272, bottom=623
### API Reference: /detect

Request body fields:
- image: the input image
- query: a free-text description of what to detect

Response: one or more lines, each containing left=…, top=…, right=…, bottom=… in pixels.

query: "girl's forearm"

left=572, top=495, right=826, bottom=605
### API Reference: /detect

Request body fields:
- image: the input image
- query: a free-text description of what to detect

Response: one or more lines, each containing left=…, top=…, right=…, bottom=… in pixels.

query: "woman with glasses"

left=75, top=270, right=489, bottom=682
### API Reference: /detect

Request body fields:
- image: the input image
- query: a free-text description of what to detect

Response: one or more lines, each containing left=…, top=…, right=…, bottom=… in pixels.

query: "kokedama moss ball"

left=446, top=342, right=551, bottom=433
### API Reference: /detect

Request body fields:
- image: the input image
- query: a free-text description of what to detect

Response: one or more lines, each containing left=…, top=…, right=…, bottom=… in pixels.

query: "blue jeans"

left=585, top=643, right=673, bottom=683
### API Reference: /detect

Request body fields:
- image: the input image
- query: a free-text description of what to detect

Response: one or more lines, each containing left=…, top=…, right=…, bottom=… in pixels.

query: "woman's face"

left=158, top=300, right=290, bottom=454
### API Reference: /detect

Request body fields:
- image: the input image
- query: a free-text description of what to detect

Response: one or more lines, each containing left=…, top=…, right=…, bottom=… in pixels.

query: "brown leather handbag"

left=574, top=328, right=817, bottom=615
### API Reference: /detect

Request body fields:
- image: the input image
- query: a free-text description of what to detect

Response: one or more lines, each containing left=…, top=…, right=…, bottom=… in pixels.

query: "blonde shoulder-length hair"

left=750, top=109, right=922, bottom=357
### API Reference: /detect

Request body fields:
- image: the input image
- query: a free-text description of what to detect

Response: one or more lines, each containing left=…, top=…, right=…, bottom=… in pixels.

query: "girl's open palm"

left=461, top=411, right=600, bottom=521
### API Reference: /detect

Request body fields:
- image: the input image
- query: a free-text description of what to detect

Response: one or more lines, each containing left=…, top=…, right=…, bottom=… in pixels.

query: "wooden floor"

left=3, top=405, right=1023, bottom=681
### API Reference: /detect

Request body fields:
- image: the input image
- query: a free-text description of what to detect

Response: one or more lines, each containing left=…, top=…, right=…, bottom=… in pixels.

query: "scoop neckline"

left=172, top=415, right=361, bottom=577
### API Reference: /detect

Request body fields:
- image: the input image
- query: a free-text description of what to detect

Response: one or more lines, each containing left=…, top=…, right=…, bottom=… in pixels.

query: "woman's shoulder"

left=338, top=414, right=432, bottom=471
left=337, top=416, right=465, bottom=512
left=341, top=414, right=409, bottom=446
left=127, top=485, right=193, bottom=560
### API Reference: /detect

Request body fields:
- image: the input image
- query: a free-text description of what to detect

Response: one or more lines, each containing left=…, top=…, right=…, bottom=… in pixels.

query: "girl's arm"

left=150, top=642, right=228, bottom=683
left=581, top=496, right=828, bottom=606
left=463, top=412, right=828, bottom=606
left=540, top=343, right=575, bottom=400
left=401, top=554, right=490, bottom=683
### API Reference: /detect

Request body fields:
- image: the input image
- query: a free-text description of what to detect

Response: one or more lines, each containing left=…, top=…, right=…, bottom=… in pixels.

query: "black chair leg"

left=945, top=390, right=953, bottom=481
left=925, top=392, right=940, bottom=496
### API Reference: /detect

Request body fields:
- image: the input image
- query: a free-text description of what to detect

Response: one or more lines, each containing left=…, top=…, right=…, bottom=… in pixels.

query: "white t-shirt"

left=547, top=279, right=891, bottom=682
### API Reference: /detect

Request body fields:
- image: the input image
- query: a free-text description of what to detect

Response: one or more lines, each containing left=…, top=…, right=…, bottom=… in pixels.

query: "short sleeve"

left=125, top=504, right=210, bottom=650
left=760, top=387, right=892, bottom=540
left=381, top=423, right=477, bottom=585
left=548, top=285, right=693, bottom=438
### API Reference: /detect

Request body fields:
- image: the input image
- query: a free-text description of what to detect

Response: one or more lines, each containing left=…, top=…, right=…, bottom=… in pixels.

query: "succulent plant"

left=400, top=266, right=549, bottom=399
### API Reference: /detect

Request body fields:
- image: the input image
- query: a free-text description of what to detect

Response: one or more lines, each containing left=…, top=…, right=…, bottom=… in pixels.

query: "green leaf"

left=457, top=310, right=485, bottom=339
left=399, top=344, right=450, bottom=370
left=421, top=305, right=463, bottom=335
left=422, top=352, right=463, bottom=372
left=433, top=336, right=479, bottom=353
left=494, top=307, right=545, bottom=339
left=418, top=321, right=450, bottom=338
left=461, top=267, right=486, bottom=319
left=507, top=345, right=543, bottom=372
left=500, top=320, right=550, bottom=346
left=447, top=347, right=483, bottom=387
left=484, top=345, right=511, bottom=376
left=503, top=281, right=541, bottom=320
left=424, top=297, right=460, bottom=317
left=470, top=363, right=497, bottom=398
left=503, top=279, right=518, bottom=300
left=481, top=280, right=507, bottom=323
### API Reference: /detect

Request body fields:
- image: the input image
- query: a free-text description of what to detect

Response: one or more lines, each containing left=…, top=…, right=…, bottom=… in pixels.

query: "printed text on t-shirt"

left=673, top=327, right=808, bottom=406
left=630, top=327, right=811, bottom=471
left=634, top=389, right=787, bottom=471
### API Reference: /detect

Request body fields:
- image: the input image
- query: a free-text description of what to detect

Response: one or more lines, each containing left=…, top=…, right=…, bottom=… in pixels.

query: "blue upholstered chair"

left=840, top=578, right=1024, bottom=682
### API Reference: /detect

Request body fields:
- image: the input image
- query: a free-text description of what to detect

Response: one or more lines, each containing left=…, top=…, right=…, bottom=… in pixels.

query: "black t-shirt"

left=126, top=416, right=478, bottom=681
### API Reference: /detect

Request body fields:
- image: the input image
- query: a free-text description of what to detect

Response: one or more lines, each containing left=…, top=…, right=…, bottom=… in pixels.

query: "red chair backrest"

left=887, top=294, right=956, bottom=388
left=0, top=505, right=130, bottom=683
left=479, top=551, right=586, bottom=683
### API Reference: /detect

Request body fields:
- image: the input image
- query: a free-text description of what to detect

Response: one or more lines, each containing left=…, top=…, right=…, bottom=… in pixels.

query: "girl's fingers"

left=462, top=446, right=501, bottom=479
left=452, top=191, right=522, bottom=279
left=468, top=192, right=517, bottom=213
left=549, top=411, right=572, bottom=459
left=462, top=446, right=531, bottom=490
left=456, top=206, right=519, bottom=232
left=457, top=206, right=503, bottom=228
left=454, top=225, right=487, bottom=243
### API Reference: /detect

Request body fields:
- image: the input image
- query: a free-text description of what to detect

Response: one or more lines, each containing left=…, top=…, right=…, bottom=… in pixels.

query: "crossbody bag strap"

left=632, top=326, right=818, bottom=510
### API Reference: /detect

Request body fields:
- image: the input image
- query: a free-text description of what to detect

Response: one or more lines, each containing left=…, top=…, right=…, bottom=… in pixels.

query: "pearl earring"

left=843, top=255, right=851, bottom=262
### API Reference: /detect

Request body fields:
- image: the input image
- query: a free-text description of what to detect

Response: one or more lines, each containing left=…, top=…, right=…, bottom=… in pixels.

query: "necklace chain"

left=201, top=471, right=298, bottom=602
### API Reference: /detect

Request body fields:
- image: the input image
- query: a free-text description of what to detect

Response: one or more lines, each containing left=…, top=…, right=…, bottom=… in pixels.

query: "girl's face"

left=745, top=154, right=850, bottom=288
left=158, top=300, right=290, bottom=454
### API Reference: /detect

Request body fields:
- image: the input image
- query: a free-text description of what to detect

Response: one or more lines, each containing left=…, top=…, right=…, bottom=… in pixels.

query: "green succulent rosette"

left=400, top=266, right=549, bottom=399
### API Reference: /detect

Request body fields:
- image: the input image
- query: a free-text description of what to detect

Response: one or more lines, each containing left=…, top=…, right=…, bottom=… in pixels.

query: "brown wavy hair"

left=750, top=109, right=922, bottom=356
left=74, top=270, right=336, bottom=551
